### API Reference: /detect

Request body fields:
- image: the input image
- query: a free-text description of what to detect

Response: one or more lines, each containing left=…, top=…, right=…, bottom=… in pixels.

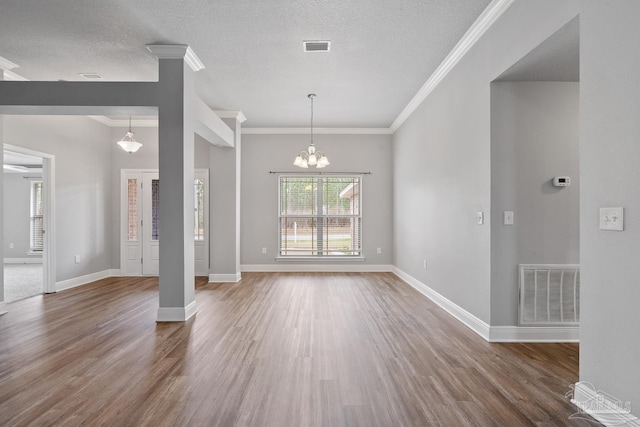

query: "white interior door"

left=121, top=169, right=208, bottom=276
left=142, top=172, right=160, bottom=275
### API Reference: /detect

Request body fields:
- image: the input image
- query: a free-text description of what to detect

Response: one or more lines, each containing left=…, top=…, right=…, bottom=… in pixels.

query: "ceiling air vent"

left=303, top=40, right=331, bottom=52
left=79, top=73, right=103, bottom=80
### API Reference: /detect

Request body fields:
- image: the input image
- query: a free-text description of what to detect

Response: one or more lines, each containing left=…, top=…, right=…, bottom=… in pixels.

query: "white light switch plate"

left=504, top=211, right=514, bottom=225
left=476, top=211, right=484, bottom=225
left=600, top=207, right=624, bottom=231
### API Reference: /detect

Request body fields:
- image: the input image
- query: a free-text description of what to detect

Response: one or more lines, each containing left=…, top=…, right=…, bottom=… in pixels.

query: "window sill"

left=27, top=251, right=43, bottom=256
left=276, top=256, right=365, bottom=262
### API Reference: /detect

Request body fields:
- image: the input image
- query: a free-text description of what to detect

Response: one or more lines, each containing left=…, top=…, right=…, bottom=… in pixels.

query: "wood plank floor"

left=0, top=273, right=596, bottom=426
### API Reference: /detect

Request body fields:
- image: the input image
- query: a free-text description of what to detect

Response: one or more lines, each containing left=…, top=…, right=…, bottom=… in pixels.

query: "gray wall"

left=491, top=82, right=579, bottom=326
left=579, top=0, right=640, bottom=411
left=3, top=172, right=43, bottom=259
left=4, top=115, right=112, bottom=282
left=392, top=1, right=580, bottom=324
left=241, top=133, right=393, bottom=266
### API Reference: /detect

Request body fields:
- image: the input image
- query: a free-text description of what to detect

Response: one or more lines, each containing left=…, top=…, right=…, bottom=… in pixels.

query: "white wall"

left=579, top=0, right=640, bottom=412
left=241, top=133, right=393, bottom=267
left=4, top=115, right=112, bottom=282
left=392, top=1, right=580, bottom=324
left=490, top=82, right=580, bottom=326
left=3, top=173, right=43, bottom=259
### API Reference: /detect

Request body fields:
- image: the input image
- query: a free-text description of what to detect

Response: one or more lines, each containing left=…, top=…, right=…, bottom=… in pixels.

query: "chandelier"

left=294, top=94, right=329, bottom=168
left=117, top=116, right=143, bottom=153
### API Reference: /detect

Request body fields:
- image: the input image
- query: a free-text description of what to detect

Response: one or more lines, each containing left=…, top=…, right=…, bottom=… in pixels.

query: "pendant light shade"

left=117, top=116, right=142, bottom=153
left=294, top=94, right=329, bottom=169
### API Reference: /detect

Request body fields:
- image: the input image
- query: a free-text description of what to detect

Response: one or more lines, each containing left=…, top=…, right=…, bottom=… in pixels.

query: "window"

left=126, top=178, right=138, bottom=241
left=278, top=175, right=362, bottom=258
left=30, top=181, right=44, bottom=252
left=194, top=178, right=205, bottom=241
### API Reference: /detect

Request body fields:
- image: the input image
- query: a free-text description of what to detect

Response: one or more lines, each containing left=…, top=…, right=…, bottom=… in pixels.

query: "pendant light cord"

left=309, top=94, right=315, bottom=147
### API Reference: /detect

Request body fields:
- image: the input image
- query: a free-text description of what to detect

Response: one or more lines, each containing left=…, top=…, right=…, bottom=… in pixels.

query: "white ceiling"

left=0, top=0, right=492, bottom=128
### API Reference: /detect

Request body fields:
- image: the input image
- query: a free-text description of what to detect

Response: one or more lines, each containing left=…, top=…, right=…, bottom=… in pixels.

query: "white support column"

left=209, top=112, right=246, bottom=283
left=147, top=45, right=204, bottom=321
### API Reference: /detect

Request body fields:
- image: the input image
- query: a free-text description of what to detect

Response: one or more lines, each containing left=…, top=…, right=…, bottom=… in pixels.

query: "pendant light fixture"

left=117, top=116, right=143, bottom=153
left=294, top=94, right=329, bottom=168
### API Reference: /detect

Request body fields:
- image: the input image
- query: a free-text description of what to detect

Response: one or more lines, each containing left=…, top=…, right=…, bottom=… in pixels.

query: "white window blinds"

left=30, top=181, right=44, bottom=252
left=278, top=175, right=362, bottom=257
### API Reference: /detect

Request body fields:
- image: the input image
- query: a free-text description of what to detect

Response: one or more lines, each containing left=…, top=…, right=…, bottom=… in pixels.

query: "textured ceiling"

left=0, top=0, right=492, bottom=128
left=495, top=16, right=579, bottom=82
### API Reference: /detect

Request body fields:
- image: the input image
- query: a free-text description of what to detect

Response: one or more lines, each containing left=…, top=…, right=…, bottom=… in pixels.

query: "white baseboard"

left=392, top=267, right=580, bottom=343
left=392, top=266, right=491, bottom=341
left=570, top=381, right=639, bottom=426
left=55, top=269, right=115, bottom=292
left=4, top=257, right=43, bottom=264
left=0, top=302, right=7, bottom=315
left=209, top=272, right=241, bottom=283
left=489, top=326, right=579, bottom=342
left=157, top=300, right=197, bottom=322
left=241, top=264, right=393, bottom=273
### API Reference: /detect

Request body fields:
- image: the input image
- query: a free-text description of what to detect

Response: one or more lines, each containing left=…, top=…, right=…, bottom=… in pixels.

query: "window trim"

left=277, top=174, right=364, bottom=261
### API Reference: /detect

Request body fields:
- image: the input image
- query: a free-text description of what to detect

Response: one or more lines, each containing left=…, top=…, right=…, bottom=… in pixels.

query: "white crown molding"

left=87, top=116, right=158, bottom=127
left=145, top=44, right=205, bottom=72
left=214, top=110, right=247, bottom=123
left=242, top=127, right=393, bottom=135
left=3, top=70, right=28, bottom=81
left=389, top=0, right=515, bottom=132
left=0, top=55, right=19, bottom=71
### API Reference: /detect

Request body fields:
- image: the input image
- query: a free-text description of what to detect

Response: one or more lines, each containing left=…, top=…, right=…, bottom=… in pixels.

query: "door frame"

left=119, top=168, right=209, bottom=276
left=3, top=143, right=56, bottom=294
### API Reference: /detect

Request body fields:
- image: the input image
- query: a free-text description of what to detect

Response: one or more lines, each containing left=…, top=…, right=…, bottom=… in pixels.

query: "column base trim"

left=156, top=301, right=197, bottom=322
left=208, top=272, right=242, bottom=283
left=0, top=302, right=7, bottom=316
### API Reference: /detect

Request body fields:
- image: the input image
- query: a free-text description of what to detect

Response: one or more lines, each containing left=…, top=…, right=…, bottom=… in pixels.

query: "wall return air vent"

left=303, top=40, right=331, bottom=52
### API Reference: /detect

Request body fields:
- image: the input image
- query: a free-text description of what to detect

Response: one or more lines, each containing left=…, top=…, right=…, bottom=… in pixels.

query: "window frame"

left=277, top=174, right=364, bottom=261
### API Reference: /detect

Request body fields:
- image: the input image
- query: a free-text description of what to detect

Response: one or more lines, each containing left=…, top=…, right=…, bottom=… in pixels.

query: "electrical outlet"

left=74, top=255, right=81, bottom=264
left=423, top=259, right=427, bottom=269
left=9, top=243, right=14, bottom=249
left=376, top=247, right=382, bottom=254
left=261, top=247, right=267, bottom=255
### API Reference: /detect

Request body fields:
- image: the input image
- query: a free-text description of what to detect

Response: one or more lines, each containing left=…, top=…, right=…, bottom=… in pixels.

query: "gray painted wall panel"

left=241, top=134, right=393, bottom=266
left=4, top=115, right=112, bottom=282
left=392, top=1, right=580, bottom=324
left=580, top=0, right=640, bottom=412
left=490, top=82, right=579, bottom=326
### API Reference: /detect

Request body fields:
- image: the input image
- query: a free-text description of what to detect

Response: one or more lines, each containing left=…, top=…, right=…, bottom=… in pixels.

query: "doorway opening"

left=3, top=144, right=56, bottom=301
left=120, top=169, right=209, bottom=276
